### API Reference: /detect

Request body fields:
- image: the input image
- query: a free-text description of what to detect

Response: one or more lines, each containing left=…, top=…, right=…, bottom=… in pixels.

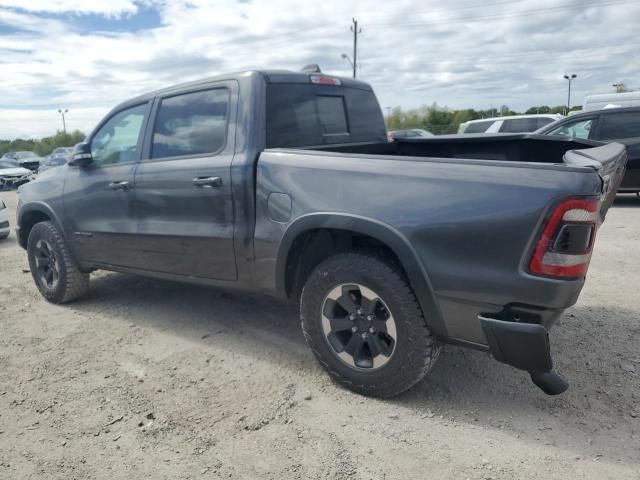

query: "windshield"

left=15, top=151, right=38, bottom=159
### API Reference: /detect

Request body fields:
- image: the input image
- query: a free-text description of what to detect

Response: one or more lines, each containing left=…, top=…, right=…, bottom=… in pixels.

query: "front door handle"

left=108, top=181, right=130, bottom=191
left=193, top=176, right=222, bottom=188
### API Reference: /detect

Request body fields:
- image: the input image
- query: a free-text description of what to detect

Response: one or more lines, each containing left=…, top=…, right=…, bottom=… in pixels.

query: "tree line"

left=0, top=130, right=86, bottom=158
left=385, top=104, right=582, bottom=134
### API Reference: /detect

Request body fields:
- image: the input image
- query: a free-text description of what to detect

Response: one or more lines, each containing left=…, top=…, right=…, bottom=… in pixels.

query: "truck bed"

left=256, top=138, right=626, bottom=346
left=311, top=133, right=600, bottom=164
left=302, top=133, right=626, bottom=218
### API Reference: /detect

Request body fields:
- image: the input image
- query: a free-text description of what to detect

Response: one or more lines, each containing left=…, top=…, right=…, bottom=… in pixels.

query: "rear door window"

left=597, top=112, right=640, bottom=140
left=500, top=118, right=538, bottom=133
left=151, top=88, right=229, bottom=159
left=463, top=121, right=493, bottom=133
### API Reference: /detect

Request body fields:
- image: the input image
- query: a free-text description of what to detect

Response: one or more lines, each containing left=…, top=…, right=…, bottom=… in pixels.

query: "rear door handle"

left=108, top=181, right=130, bottom=191
left=193, top=176, right=222, bottom=188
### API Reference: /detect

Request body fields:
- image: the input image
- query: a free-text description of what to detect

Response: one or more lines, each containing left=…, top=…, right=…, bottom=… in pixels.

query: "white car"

left=458, top=114, right=563, bottom=134
left=0, top=158, right=34, bottom=190
left=0, top=199, right=9, bottom=239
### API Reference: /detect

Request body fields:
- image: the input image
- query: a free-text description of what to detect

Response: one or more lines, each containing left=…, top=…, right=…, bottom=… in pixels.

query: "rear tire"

left=27, top=221, right=89, bottom=303
left=300, top=252, right=441, bottom=398
left=0, top=232, right=8, bottom=240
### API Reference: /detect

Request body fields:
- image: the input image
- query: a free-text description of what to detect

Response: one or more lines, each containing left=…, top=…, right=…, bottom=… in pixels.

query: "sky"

left=0, top=0, right=639, bottom=139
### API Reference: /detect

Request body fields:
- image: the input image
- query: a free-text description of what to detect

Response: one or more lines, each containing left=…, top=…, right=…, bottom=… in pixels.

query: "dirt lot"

left=0, top=190, right=639, bottom=479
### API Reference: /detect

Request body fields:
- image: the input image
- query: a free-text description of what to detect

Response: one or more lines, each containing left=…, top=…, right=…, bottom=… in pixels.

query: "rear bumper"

left=479, top=316, right=553, bottom=372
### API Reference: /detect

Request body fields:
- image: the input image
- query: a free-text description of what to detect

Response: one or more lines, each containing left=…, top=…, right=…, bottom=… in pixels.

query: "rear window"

left=463, top=121, right=493, bottom=133
left=598, top=112, right=640, bottom=140
left=266, top=83, right=386, bottom=148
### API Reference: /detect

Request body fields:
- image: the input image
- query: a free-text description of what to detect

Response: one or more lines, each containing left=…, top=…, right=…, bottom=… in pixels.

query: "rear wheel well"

left=19, top=210, right=51, bottom=248
left=284, top=228, right=405, bottom=301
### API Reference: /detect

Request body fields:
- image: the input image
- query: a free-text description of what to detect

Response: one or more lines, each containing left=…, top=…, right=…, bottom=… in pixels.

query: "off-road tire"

left=27, top=221, right=89, bottom=303
left=300, top=252, right=441, bottom=398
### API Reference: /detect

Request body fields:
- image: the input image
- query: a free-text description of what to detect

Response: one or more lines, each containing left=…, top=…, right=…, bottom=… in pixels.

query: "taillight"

left=529, top=198, right=601, bottom=279
left=310, top=75, right=342, bottom=86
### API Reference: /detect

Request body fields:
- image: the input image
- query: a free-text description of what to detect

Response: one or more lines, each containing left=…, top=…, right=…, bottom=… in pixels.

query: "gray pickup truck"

left=16, top=69, right=626, bottom=398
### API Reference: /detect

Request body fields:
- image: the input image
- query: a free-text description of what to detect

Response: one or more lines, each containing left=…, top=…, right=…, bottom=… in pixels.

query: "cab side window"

left=547, top=119, right=594, bottom=139
left=597, top=112, right=640, bottom=140
left=91, top=104, right=147, bottom=166
left=500, top=118, right=538, bottom=133
left=464, top=121, right=493, bottom=133
left=151, top=88, right=229, bottom=160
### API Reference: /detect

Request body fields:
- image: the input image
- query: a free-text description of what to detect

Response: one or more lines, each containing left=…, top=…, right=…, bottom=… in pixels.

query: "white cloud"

left=0, top=0, right=639, bottom=138
left=0, top=0, right=138, bottom=16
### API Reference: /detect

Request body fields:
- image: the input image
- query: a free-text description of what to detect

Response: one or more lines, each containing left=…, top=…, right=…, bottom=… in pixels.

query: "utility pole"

left=350, top=18, right=361, bottom=79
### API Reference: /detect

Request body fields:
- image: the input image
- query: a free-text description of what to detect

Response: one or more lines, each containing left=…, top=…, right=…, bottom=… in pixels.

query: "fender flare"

left=275, top=212, right=447, bottom=338
left=17, top=201, right=67, bottom=248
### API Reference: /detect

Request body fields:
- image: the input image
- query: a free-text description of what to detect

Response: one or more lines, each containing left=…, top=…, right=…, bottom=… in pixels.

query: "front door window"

left=91, top=104, right=147, bottom=166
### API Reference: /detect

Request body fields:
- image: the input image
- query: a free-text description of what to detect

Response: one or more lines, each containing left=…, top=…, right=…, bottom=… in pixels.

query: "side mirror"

left=68, top=143, right=93, bottom=167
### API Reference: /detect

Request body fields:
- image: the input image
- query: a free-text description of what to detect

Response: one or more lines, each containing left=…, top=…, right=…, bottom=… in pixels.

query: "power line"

left=211, top=0, right=636, bottom=56
left=357, top=0, right=528, bottom=20
left=366, top=0, right=637, bottom=27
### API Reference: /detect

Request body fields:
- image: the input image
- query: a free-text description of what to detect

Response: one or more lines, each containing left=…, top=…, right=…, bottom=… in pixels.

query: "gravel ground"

left=0, top=190, right=639, bottom=479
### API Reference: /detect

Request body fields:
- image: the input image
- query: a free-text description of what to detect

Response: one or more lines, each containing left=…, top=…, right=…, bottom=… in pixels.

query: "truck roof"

left=122, top=69, right=372, bottom=107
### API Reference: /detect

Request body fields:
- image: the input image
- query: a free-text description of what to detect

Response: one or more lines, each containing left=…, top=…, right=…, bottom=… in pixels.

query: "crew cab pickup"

left=16, top=69, right=627, bottom=397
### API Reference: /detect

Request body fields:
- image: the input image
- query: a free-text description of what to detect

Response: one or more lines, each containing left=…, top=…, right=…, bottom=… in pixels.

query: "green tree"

left=0, top=130, right=86, bottom=158
left=613, top=83, right=629, bottom=93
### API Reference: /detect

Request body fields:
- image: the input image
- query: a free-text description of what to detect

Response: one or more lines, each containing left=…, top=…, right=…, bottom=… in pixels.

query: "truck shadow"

left=68, top=272, right=639, bottom=465
left=613, top=193, right=640, bottom=207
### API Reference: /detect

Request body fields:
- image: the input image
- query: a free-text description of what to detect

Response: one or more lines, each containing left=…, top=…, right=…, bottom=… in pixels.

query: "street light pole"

left=563, top=74, right=576, bottom=115
left=58, top=109, right=68, bottom=134
left=341, top=53, right=354, bottom=74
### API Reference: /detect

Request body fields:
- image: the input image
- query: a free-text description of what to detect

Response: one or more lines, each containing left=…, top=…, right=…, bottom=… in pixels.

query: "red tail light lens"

left=529, top=198, right=600, bottom=279
left=310, top=75, right=342, bottom=86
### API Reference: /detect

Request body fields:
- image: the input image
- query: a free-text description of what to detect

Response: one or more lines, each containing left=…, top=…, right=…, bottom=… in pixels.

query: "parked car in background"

left=38, top=155, right=69, bottom=173
left=38, top=147, right=74, bottom=173
left=50, top=147, right=74, bottom=157
left=0, top=157, right=34, bottom=190
left=583, top=92, right=640, bottom=112
left=537, top=106, right=640, bottom=193
left=458, top=114, right=563, bottom=134
left=389, top=128, right=434, bottom=139
left=10, top=151, right=43, bottom=172
left=16, top=68, right=626, bottom=398
left=0, top=199, right=9, bottom=239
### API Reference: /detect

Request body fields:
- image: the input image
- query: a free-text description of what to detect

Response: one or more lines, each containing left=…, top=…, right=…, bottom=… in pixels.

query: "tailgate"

left=564, top=142, right=627, bottom=220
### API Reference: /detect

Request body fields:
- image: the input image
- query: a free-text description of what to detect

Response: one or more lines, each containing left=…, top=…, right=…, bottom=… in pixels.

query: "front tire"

left=300, top=252, right=441, bottom=398
left=27, top=221, right=89, bottom=304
